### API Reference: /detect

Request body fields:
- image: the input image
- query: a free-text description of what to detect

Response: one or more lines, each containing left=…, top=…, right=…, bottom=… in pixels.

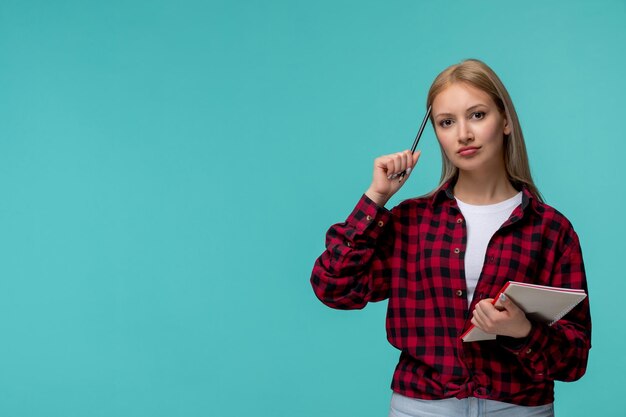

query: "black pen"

left=398, top=105, right=431, bottom=180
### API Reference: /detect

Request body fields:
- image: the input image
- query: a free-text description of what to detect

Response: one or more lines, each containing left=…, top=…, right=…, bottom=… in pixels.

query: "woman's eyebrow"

left=466, top=103, right=488, bottom=112
left=434, top=103, right=489, bottom=119
left=434, top=111, right=454, bottom=119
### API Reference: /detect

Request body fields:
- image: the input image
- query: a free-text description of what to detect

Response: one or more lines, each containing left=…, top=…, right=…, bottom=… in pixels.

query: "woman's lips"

left=458, top=147, right=480, bottom=156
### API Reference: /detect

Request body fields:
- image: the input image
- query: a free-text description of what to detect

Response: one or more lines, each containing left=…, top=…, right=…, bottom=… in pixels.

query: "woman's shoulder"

left=394, top=194, right=435, bottom=211
left=389, top=194, right=441, bottom=222
left=530, top=198, right=575, bottom=228
left=528, top=197, right=582, bottom=251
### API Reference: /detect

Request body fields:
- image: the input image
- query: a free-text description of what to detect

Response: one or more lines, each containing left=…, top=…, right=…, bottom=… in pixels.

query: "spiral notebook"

left=461, top=281, right=587, bottom=342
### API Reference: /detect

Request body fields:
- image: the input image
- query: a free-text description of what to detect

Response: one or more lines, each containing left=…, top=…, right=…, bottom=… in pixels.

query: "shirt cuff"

left=345, top=194, right=392, bottom=239
left=498, top=322, right=549, bottom=378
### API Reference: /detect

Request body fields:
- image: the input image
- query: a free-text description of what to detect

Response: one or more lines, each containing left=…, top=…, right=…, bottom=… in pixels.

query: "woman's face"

left=431, top=82, right=511, bottom=174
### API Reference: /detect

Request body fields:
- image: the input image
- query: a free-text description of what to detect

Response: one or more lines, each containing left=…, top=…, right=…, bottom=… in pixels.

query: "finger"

left=374, top=156, right=388, bottom=171
left=411, top=150, right=421, bottom=167
left=384, top=157, right=397, bottom=179
left=402, top=150, right=411, bottom=171
left=373, top=157, right=387, bottom=179
left=403, top=150, right=421, bottom=178
left=474, top=303, right=500, bottom=333
left=388, top=153, right=404, bottom=178
left=394, top=152, right=406, bottom=176
left=472, top=301, right=491, bottom=323
left=471, top=311, right=489, bottom=332
left=475, top=299, right=498, bottom=321
left=402, top=150, right=412, bottom=176
left=495, top=293, right=520, bottom=313
left=471, top=308, right=483, bottom=325
left=395, top=152, right=409, bottom=181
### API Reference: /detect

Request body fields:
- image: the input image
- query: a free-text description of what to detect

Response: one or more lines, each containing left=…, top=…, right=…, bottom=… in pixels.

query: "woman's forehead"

left=432, top=82, right=495, bottom=115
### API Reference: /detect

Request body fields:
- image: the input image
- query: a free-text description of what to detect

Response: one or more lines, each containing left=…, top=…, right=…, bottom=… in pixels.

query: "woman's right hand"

left=365, top=150, right=421, bottom=207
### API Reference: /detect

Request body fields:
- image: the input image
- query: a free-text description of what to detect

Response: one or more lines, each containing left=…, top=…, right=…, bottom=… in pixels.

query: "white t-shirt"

left=455, top=192, right=523, bottom=305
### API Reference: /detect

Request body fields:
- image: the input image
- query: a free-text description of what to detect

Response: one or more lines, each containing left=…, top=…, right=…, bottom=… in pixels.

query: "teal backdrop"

left=1, top=0, right=624, bottom=416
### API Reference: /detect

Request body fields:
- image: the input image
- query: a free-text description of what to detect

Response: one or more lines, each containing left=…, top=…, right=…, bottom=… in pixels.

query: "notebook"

left=461, top=281, right=587, bottom=342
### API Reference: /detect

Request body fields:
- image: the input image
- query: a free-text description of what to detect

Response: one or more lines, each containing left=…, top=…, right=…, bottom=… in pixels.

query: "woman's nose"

left=456, top=121, right=474, bottom=143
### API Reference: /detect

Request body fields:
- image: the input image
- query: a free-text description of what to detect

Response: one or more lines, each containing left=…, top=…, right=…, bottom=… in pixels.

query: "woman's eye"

left=471, top=112, right=485, bottom=120
left=439, top=119, right=453, bottom=128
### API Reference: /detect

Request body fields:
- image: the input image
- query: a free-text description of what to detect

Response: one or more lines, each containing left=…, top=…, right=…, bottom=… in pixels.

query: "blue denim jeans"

left=389, top=393, right=555, bottom=417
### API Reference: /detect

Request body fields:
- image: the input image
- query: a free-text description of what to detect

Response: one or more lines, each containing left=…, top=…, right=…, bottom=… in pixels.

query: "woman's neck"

left=453, top=170, right=518, bottom=205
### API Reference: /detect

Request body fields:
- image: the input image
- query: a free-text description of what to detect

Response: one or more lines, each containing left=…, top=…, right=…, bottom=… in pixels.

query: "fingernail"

left=499, top=294, right=507, bottom=302
left=406, top=167, right=412, bottom=174
left=387, top=175, right=392, bottom=180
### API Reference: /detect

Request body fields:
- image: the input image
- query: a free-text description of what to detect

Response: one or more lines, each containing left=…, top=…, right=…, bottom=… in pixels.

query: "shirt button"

left=456, top=290, right=463, bottom=297
left=454, top=248, right=460, bottom=254
left=366, top=215, right=372, bottom=221
left=377, top=220, right=384, bottom=227
left=525, top=348, right=533, bottom=354
left=456, top=218, right=463, bottom=223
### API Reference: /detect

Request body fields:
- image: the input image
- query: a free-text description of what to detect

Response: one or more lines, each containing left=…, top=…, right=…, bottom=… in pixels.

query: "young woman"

left=310, top=59, right=591, bottom=417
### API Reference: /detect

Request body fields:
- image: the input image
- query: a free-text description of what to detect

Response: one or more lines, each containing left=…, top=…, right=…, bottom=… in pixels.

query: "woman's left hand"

left=471, top=294, right=532, bottom=339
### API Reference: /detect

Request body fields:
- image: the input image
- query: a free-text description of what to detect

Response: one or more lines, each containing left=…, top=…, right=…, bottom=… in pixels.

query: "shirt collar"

left=430, top=181, right=455, bottom=207
left=429, top=180, right=541, bottom=216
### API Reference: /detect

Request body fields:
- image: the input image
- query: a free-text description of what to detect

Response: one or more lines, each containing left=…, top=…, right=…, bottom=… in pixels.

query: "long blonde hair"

left=426, top=59, right=543, bottom=202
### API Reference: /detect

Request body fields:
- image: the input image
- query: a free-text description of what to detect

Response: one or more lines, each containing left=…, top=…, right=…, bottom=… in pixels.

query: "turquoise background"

left=1, top=0, right=624, bottom=416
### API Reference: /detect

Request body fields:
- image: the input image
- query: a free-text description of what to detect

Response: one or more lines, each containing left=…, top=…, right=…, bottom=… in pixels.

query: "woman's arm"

left=310, top=195, right=394, bottom=309
left=496, top=234, right=591, bottom=382
left=311, top=150, right=421, bottom=309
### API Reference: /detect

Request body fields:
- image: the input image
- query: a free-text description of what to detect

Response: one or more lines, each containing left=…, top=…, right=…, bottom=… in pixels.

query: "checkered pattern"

left=311, top=183, right=591, bottom=406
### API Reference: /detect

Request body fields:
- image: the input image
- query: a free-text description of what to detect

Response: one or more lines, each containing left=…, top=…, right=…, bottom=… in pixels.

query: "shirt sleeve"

left=498, top=231, right=591, bottom=382
left=310, top=194, right=394, bottom=309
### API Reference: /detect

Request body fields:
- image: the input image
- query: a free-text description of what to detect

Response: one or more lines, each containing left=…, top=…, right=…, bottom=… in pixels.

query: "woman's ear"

left=503, top=118, right=511, bottom=135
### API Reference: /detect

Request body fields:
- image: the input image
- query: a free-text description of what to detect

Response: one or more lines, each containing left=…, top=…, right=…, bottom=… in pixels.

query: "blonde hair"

left=426, top=59, right=543, bottom=202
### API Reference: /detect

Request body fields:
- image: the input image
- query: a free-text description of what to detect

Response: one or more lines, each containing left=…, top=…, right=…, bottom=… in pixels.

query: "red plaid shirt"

left=311, top=183, right=591, bottom=406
